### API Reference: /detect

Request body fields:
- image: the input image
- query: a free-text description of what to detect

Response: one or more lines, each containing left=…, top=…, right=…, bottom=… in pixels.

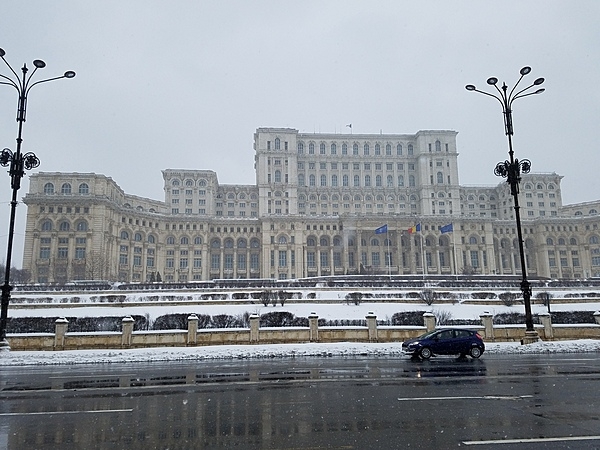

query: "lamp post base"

left=521, top=330, right=540, bottom=345
left=0, top=337, right=10, bottom=352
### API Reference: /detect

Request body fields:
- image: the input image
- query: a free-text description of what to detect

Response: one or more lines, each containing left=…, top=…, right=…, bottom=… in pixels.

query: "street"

left=1, top=354, right=600, bottom=449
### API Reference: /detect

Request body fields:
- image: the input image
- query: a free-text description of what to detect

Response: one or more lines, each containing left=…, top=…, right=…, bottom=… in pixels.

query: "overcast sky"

left=0, top=1, right=599, bottom=267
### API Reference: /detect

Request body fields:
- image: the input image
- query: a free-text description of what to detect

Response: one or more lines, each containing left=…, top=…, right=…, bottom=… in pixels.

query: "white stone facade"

left=21, top=128, right=600, bottom=283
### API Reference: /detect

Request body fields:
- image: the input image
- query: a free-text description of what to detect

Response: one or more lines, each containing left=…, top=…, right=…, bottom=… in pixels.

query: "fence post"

left=480, top=312, right=494, bottom=341
left=538, top=312, right=553, bottom=340
left=308, top=312, right=319, bottom=342
left=249, top=314, right=260, bottom=343
left=423, top=312, right=436, bottom=332
left=122, top=316, right=135, bottom=347
left=366, top=311, right=378, bottom=341
left=54, top=317, right=69, bottom=350
left=187, top=314, right=199, bottom=345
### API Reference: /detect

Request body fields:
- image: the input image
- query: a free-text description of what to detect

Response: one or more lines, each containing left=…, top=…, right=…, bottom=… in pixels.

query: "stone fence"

left=7, top=311, right=600, bottom=351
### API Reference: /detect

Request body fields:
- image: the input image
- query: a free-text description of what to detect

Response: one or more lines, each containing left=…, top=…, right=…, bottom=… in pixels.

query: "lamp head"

left=33, top=60, right=46, bottom=69
left=534, top=77, right=545, bottom=85
left=64, top=71, right=76, bottom=78
left=486, top=77, right=498, bottom=85
left=520, top=66, right=532, bottom=75
left=535, top=88, right=545, bottom=94
left=0, top=48, right=5, bottom=57
left=465, top=85, right=476, bottom=91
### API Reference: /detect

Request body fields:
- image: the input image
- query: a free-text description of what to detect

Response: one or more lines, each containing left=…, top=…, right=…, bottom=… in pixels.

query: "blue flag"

left=440, top=223, right=453, bottom=233
left=375, top=224, right=388, bottom=234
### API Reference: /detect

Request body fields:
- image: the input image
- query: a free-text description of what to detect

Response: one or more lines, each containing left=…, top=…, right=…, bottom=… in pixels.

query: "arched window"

left=330, top=143, right=337, bottom=154
left=309, top=174, right=316, bottom=186
left=397, top=144, right=402, bottom=155
left=333, top=237, right=341, bottom=246
left=61, top=183, right=72, bottom=194
left=558, top=238, right=566, bottom=245
left=590, top=236, right=599, bottom=244
left=275, top=170, right=281, bottom=183
left=546, top=237, right=554, bottom=245
left=224, top=238, right=234, bottom=248
left=342, top=143, right=348, bottom=154
left=250, top=239, right=260, bottom=248
left=211, top=239, right=221, bottom=248
left=297, top=142, right=304, bottom=154
left=120, top=230, right=129, bottom=240
left=320, top=143, right=326, bottom=154
left=375, top=175, right=382, bottom=187
left=278, top=236, right=287, bottom=244
left=371, top=238, right=380, bottom=246
left=320, top=237, right=329, bottom=246
left=43, top=183, right=54, bottom=194
left=41, top=220, right=52, bottom=231
left=185, top=179, right=194, bottom=186
left=172, top=179, right=180, bottom=186
left=387, top=175, right=393, bottom=187
left=76, top=220, right=88, bottom=232
left=363, top=143, right=370, bottom=155
left=408, top=144, right=414, bottom=155
left=78, top=183, right=89, bottom=194
left=398, top=175, right=404, bottom=187
left=469, top=236, right=478, bottom=244
left=591, top=209, right=598, bottom=215
left=164, top=236, right=175, bottom=245
left=435, top=140, right=441, bottom=152
left=320, top=174, right=327, bottom=186
left=309, top=143, right=315, bottom=154
left=275, top=138, right=280, bottom=150
left=409, top=175, right=415, bottom=187
left=386, top=144, right=392, bottom=155
left=375, top=143, right=381, bottom=155
left=570, top=238, right=577, bottom=245
left=181, top=236, right=189, bottom=245
left=353, top=143, right=359, bottom=155
left=237, top=238, right=247, bottom=248
left=331, top=174, right=338, bottom=187
left=365, top=175, right=371, bottom=187
left=298, top=174, right=305, bottom=186
left=148, top=235, right=156, bottom=244
left=437, top=172, right=444, bottom=184
left=342, top=175, right=349, bottom=187
left=354, top=175, right=360, bottom=187
left=307, top=237, right=316, bottom=247
left=194, top=236, right=202, bottom=245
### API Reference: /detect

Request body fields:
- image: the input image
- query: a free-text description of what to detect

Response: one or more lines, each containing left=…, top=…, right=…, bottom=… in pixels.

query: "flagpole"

left=387, top=230, right=391, bottom=279
left=452, top=230, right=458, bottom=277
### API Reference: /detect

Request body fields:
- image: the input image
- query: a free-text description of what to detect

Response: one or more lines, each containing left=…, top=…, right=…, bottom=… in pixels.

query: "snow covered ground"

left=1, top=339, right=600, bottom=366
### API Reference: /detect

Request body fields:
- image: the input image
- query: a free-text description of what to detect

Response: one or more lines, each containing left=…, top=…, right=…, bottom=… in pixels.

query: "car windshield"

left=417, top=330, right=438, bottom=339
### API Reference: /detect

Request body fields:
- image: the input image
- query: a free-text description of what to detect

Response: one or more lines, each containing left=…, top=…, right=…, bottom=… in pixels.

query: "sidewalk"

left=1, top=340, right=599, bottom=366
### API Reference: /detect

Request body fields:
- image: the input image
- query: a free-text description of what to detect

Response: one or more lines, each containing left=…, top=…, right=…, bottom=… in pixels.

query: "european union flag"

left=440, top=223, right=453, bottom=233
left=375, top=224, right=388, bottom=234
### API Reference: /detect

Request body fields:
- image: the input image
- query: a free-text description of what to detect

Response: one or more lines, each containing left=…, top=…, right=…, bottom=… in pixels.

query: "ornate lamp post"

left=0, top=48, right=75, bottom=350
left=466, top=67, right=545, bottom=344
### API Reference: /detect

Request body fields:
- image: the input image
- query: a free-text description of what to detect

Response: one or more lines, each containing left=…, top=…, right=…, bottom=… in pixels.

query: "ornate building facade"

left=21, top=128, right=600, bottom=283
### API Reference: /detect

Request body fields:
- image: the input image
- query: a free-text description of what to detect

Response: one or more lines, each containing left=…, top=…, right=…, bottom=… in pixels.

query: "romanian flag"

left=408, top=223, right=421, bottom=234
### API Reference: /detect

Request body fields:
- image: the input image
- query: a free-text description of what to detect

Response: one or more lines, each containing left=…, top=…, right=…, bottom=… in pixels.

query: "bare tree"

left=85, top=251, right=111, bottom=281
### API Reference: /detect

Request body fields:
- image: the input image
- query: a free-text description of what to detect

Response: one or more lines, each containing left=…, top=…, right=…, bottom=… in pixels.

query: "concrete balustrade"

left=5, top=311, right=600, bottom=351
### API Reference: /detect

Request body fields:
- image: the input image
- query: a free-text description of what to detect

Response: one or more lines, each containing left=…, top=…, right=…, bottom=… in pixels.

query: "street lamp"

left=0, top=48, right=75, bottom=350
left=465, top=66, right=545, bottom=345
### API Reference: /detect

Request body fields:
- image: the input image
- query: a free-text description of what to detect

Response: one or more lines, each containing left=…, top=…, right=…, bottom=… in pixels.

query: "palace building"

left=21, top=127, right=600, bottom=283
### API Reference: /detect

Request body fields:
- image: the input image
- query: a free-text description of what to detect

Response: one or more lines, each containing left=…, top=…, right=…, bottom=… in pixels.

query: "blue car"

left=402, top=328, right=485, bottom=359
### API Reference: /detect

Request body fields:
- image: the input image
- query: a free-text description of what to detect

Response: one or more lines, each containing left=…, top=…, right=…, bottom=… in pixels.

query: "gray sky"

left=1, top=1, right=599, bottom=267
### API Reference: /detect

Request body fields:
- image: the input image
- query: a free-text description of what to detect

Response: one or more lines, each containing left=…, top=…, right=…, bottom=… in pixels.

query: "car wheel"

left=419, top=347, right=432, bottom=359
left=469, top=347, right=482, bottom=359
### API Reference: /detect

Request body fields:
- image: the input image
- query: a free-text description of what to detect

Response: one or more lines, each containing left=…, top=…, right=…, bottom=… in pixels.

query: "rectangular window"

left=224, top=254, right=233, bottom=270
left=250, top=254, right=259, bottom=270
left=237, top=254, right=246, bottom=270
left=307, top=252, right=316, bottom=268
left=147, top=257, right=155, bottom=267
left=320, top=252, right=329, bottom=268
left=40, top=247, right=51, bottom=259
left=279, top=250, right=287, bottom=267
left=211, top=254, right=220, bottom=269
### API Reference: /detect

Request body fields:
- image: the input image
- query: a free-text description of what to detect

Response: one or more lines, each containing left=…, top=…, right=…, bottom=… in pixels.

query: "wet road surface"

left=1, top=354, right=600, bottom=449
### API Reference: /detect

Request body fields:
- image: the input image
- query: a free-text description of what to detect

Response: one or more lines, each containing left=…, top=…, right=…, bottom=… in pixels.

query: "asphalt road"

left=1, top=354, right=600, bottom=449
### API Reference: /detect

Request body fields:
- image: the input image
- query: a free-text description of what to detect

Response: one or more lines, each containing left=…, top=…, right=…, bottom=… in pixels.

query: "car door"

left=431, top=329, right=454, bottom=355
